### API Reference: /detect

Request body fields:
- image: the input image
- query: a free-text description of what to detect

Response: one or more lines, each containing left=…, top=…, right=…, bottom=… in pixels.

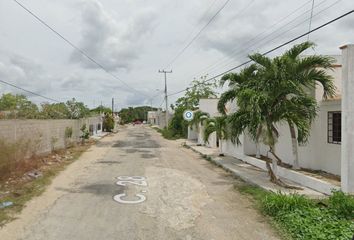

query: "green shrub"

left=152, top=126, right=180, bottom=140
left=65, top=127, right=73, bottom=139
left=327, top=190, right=354, bottom=220
left=258, top=191, right=354, bottom=240
left=80, top=124, right=90, bottom=141
left=103, top=113, right=115, bottom=132
left=261, top=192, right=315, bottom=216
left=277, top=208, right=354, bottom=240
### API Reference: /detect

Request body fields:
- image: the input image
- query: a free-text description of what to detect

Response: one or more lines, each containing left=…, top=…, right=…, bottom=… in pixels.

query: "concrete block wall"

left=0, top=116, right=102, bottom=154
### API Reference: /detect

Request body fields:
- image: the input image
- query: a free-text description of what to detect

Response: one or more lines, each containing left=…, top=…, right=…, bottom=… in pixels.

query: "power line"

left=0, top=79, right=60, bottom=102
left=168, top=9, right=354, bottom=97
left=177, top=0, right=219, bottom=49
left=205, top=0, right=340, bottom=76
left=158, top=98, right=165, bottom=108
left=12, top=0, right=151, bottom=98
left=184, top=0, right=332, bottom=80
left=164, top=0, right=234, bottom=68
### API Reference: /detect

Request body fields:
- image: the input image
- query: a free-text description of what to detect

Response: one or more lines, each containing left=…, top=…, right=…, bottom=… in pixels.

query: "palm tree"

left=189, top=110, right=209, bottom=130
left=218, top=64, right=263, bottom=157
left=217, top=42, right=336, bottom=186
left=245, top=42, right=335, bottom=169
left=188, top=110, right=209, bottom=144
left=219, top=42, right=335, bottom=170
left=203, top=116, right=229, bottom=156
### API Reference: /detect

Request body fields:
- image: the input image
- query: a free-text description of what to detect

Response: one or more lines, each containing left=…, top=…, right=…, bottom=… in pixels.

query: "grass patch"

left=235, top=184, right=354, bottom=240
left=151, top=126, right=181, bottom=140
left=0, top=144, right=91, bottom=226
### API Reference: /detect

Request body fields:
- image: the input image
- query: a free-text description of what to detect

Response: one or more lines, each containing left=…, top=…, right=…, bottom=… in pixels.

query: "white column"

left=340, top=44, right=354, bottom=193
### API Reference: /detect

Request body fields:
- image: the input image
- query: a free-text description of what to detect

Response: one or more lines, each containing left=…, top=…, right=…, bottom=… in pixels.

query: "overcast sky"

left=0, top=0, right=353, bottom=109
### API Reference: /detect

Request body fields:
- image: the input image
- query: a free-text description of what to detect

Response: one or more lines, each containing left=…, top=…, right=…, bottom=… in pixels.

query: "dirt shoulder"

left=0, top=135, right=114, bottom=231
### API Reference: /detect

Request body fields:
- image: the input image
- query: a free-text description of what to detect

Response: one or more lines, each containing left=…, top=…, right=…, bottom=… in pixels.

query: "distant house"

left=147, top=111, right=158, bottom=125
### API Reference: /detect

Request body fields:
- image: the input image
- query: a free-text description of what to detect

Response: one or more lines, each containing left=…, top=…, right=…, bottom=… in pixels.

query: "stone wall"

left=0, top=116, right=102, bottom=154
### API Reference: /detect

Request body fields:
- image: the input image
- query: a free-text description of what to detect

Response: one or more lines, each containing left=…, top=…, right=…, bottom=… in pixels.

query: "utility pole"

left=307, top=0, right=315, bottom=41
left=158, top=69, right=172, bottom=127
left=112, top=98, right=114, bottom=117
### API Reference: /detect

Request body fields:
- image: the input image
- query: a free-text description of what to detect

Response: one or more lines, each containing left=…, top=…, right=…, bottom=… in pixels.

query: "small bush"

left=64, top=127, right=73, bottom=148
left=103, top=113, right=115, bottom=132
left=80, top=124, right=90, bottom=143
left=261, top=192, right=315, bottom=216
left=327, top=190, right=354, bottom=220
left=64, top=127, right=73, bottom=139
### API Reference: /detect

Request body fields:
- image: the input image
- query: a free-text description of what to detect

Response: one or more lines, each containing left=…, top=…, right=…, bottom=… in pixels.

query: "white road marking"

left=114, top=176, right=147, bottom=204
left=113, top=193, right=146, bottom=204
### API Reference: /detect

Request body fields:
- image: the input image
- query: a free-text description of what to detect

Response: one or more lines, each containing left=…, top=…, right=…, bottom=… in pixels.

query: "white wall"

left=188, top=126, right=198, bottom=140
left=254, top=100, right=341, bottom=175
left=221, top=138, right=244, bottom=156
left=199, top=99, right=220, bottom=117
left=340, top=44, right=354, bottom=193
left=194, top=53, right=345, bottom=176
left=198, top=99, right=220, bottom=147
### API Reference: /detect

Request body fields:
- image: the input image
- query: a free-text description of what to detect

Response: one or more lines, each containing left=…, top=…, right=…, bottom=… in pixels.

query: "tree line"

left=118, top=106, right=157, bottom=124
left=0, top=93, right=109, bottom=120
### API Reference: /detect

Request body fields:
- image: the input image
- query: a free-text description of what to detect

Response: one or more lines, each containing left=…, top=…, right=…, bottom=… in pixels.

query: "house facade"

left=189, top=44, right=354, bottom=193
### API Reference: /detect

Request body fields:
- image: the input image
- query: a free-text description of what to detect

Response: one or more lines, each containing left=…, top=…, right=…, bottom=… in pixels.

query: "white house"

left=188, top=98, right=220, bottom=147
left=147, top=111, right=158, bottom=125
left=189, top=44, right=354, bottom=193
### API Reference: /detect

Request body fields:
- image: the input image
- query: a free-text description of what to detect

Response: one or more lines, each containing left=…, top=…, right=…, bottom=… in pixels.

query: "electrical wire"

left=12, top=0, right=151, bottom=98
left=158, top=98, right=165, bottom=108
left=163, top=0, right=234, bottom=68
left=167, top=9, right=354, bottom=97
left=177, top=0, right=219, bottom=49
left=184, top=0, right=331, bottom=80
left=205, top=0, right=341, bottom=76
left=0, top=78, right=60, bottom=103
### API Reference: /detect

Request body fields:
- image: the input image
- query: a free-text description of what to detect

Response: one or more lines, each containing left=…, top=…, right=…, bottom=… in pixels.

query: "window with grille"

left=328, top=111, right=341, bottom=144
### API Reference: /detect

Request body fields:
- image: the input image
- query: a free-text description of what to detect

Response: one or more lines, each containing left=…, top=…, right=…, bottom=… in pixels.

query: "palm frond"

left=218, top=89, right=237, bottom=114
left=284, top=41, right=315, bottom=60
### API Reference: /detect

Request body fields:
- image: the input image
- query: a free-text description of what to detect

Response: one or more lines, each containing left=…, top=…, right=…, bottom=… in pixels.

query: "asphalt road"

left=0, top=125, right=280, bottom=240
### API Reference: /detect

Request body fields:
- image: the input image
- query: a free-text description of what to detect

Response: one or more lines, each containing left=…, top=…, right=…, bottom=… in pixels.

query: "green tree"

left=118, top=106, right=157, bottom=124
left=273, top=42, right=335, bottom=169
left=188, top=110, right=209, bottom=130
left=218, top=42, right=335, bottom=184
left=0, top=93, right=39, bottom=119
left=40, top=102, right=69, bottom=119
left=0, top=93, right=19, bottom=110
left=66, top=98, right=90, bottom=119
left=90, top=105, right=112, bottom=114
left=203, top=116, right=229, bottom=156
left=168, top=76, right=217, bottom=138
left=103, top=113, right=115, bottom=132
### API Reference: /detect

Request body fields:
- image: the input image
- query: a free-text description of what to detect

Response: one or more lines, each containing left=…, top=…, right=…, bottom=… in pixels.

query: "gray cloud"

left=0, top=52, right=53, bottom=97
left=0, top=0, right=352, bottom=109
left=70, top=0, right=157, bottom=71
left=125, top=91, right=149, bottom=106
